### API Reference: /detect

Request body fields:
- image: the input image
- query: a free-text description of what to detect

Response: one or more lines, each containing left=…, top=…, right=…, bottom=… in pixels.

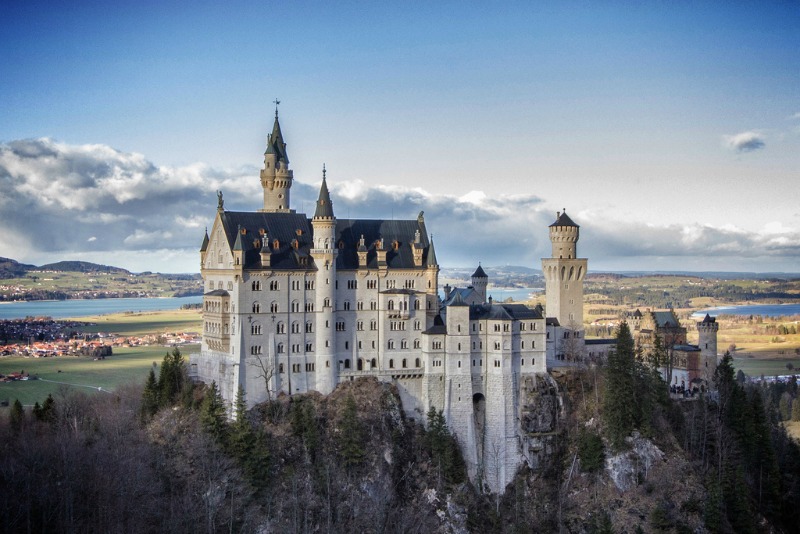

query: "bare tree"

left=249, top=333, right=277, bottom=401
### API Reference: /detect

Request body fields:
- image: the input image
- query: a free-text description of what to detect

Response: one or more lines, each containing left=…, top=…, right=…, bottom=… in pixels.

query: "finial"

left=563, top=207, right=566, bottom=213
left=322, top=163, right=326, bottom=180
left=273, top=98, right=281, bottom=118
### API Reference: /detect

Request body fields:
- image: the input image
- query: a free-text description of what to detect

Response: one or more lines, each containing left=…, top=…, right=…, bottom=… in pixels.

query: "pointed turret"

left=260, top=105, right=294, bottom=213
left=313, top=165, right=335, bottom=219
left=426, top=236, right=438, bottom=267
left=200, top=228, right=209, bottom=252
left=471, top=263, right=488, bottom=303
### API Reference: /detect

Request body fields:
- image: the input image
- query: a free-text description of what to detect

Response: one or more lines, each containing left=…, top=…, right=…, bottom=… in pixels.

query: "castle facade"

left=191, top=112, right=606, bottom=492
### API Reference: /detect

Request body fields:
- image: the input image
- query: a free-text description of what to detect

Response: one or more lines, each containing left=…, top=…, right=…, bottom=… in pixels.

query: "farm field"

left=0, top=344, right=199, bottom=406
left=69, top=308, right=202, bottom=336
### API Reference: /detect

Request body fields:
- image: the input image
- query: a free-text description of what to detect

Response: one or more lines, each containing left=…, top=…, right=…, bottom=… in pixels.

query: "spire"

left=264, top=110, right=289, bottom=163
left=233, top=225, right=244, bottom=251
left=426, top=235, right=438, bottom=267
left=200, top=227, right=209, bottom=252
left=550, top=209, right=578, bottom=228
left=313, top=165, right=334, bottom=219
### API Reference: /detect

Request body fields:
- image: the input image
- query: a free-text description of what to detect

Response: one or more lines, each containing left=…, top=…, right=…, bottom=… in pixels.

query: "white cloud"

left=723, top=131, right=765, bottom=152
left=1, top=138, right=798, bottom=273
left=789, top=112, right=800, bottom=120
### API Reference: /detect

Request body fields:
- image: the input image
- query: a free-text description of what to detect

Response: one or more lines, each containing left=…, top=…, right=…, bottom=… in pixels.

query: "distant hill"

left=35, top=261, right=131, bottom=274
left=0, top=257, right=37, bottom=278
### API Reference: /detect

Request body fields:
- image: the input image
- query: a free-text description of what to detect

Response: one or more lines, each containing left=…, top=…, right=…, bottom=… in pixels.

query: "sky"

left=1, top=1, right=798, bottom=274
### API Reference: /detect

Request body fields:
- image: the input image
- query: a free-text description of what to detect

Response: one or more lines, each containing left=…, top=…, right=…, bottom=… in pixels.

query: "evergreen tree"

left=228, top=385, right=270, bottom=486
left=603, top=322, right=636, bottom=450
left=32, top=401, right=42, bottom=421
left=40, top=393, right=55, bottom=423
left=290, top=398, right=319, bottom=461
left=793, top=395, right=800, bottom=421
left=425, top=406, right=466, bottom=485
left=157, top=347, right=185, bottom=407
left=140, top=367, right=159, bottom=420
left=9, top=399, right=24, bottom=433
left=338, top=395, right=365, bottom=469
left=200, top=381, right=228, bottom=444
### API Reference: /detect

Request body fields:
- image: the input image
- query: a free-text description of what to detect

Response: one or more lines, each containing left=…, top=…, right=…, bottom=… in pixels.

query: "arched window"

left=415, top=357, right=420, bottom=367
left=291, top=322, right=300, bottom=334
left=388, top=300, right=394, bottom=310
left=389, top=359, right=394, bottom=369
left=344, top=359, right=351, bottom=369
left=251, top=323, right=261, bottom=335
left=370, top=358, right=377, bottom=369
left=270, top=301, right=279, bottom=313
left=276, top=322, right=285, bottom=334
left=402, top=358, right=407, bottom=368
left=252, top=302, right=260, bottom=313
left=277, top=343, right=284, bottom=353
left=357, top=359, right=363, bottom=371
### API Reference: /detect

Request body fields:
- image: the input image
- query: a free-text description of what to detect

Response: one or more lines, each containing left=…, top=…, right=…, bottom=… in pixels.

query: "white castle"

left=191, top=111, right=609, bottom=492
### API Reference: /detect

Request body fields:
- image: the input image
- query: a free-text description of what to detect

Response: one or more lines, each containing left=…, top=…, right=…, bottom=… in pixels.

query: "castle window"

left=388, top=340, right=395, bottom=349
left=357, top=321, right=363, bottom=331
left=494, top=342, right=500, bottom=350
left=270, top=280, right=279, bottom=291
left=305, top=303, right=314, bottom=312
left=372, top=341, right=376, bottom=349
left=389, top=359, right=394, bottom=369
left=291, top=322, right=300, bottom=334
left=324, top=298, right=331, bottom=308
left=279, top=363, right=284, bottom=373
left=276, top=322, right=285, bottom=334
left=250, top=345, right=262, bottom=355
left=402, top=358, right=407, bottom=368
left=345, top=341, right=349, bottom=350
left=343, top=301, right=351, bottom=311
left=472, top=342, right=476, bottom=350
left=370, top=320, right=377, bottom=331
left=414, top=339, right=420, bottom=349
left=306, top=343, right=313, bottom=352
left=371, top=358, right=377, bottom=368
left=357, top=359, right=363, bottom=371
left=252, top=302, right=261, bottom=313
left=292, top=363, right=300, bottom=372
left=415, top=357, right=420, bottom=367
left=414, top=320, right=421, bottom=330
left=458, top=343, right=461, bottom=351
left=457, top=325, right=461, bottom=333
left=494, top=360, right=500, bottom=368
left=367, top=279, right=377, bottom=289
left=370, top=301, right=377, bottom=310
left=251, top=323, right=262, bottom=335
left=335, top=321, right=345, bottom=331
left=305, top=280, right=315, bottom=290
left=252, top=280, right=262, bottom=291
left=292, top=301, right=300, bottom=312
left=401, top=339, right=408, bottom=349
left=306, top=363, right=315, bottom=372
left=494, top=324, right=500, bottom=332
left=458, top=360, right=461, bottom=368
left=521, top=359, right=525, bottom=366
left=388, top=300, right=394, bottom=311
left=357, top=301, right=364, bottom=310
left=344, top=359, right=350, bottom=369
left=414, top=299, right=420, bottom=310
left=270, top=302, right=279, bottom=313
left=277, top=343, right=284, bottom=353
left=521, top=341, right=525, bottom=349
left=347, top=280, right=357, bottom=289
left=306, top=321, right=313, bottom=333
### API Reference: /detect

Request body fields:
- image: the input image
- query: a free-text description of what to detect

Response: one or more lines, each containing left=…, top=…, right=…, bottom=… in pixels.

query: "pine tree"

left=338, top=395, right=365, bottom=469
left=603, top=322, right=636, bottom=450
left=140, top=367, right=159, bottom=420
left=157, top=347, right=185, bottom=408
left=200, top=381, right=228, bottom=444
left=9, top=399, right=24, bottom=433
left=40, top=394, right=55, bottom=423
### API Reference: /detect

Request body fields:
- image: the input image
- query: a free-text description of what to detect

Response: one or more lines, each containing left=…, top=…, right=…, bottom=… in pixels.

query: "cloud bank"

left=723, top=131, right=765, bottom=152
left=1, top=138, right=798, bottom=273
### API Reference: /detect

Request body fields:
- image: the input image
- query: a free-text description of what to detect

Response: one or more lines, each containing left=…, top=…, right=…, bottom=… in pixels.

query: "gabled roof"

left=468, top=302, right=543, bottom=321
left=442, top=287, right=477, bottom=307
left=550, top=210, right=579, bottom=228
left=653, top=310, right=681, bottom=329
left=334, top=218, right=434, bottom=270
left=423, top=314, right=447, bottom=335
left=200, top=229, right=209, bottom=252
left=472, top=264, right=488, bottom=278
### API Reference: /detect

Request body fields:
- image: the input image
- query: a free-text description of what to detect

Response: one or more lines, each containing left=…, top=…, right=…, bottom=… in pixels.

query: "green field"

left=731, top=356, right=800, bottom=379
left=0, top=344, right=199, bottom=406
left=69, top=309, right=202, bottom=336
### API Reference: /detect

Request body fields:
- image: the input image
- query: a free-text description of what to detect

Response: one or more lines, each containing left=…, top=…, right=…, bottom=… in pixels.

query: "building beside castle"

left=629, top=309, right=719, bottom=392
left=190, top=111, right=708, bottom=492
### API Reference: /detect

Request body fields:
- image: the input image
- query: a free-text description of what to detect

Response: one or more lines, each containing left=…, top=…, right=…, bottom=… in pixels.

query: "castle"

left=190, top=111, right=709, bottom=492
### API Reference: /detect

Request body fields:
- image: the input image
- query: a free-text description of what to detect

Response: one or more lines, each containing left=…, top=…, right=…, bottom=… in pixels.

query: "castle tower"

left=697, top=314, right=719, bottom=361
left=471, top=264, right=488, bottom=303
left=541, top=210, right=587, bottom=330
left=260, top=106, right=294, bottom=213
left=311, top=166, right=338, bottom=394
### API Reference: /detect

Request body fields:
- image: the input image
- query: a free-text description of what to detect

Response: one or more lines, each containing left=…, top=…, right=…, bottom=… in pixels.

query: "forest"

left=2, top=340, right=800, bottom=533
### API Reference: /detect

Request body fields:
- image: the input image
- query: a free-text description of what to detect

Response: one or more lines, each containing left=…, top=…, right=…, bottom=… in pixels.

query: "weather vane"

left=273, top=98, right=281, bottom=117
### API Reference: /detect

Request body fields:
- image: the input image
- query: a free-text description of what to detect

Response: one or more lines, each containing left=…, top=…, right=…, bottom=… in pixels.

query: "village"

left=0, top=318, right=200, bottom=361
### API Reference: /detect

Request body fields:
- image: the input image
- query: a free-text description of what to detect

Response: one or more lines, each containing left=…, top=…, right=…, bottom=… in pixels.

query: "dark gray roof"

left=468, top=302, right=542, bottom=321
left=586, top=339, right=616, bottom=346
left=550, top=211, right=578, bottom=228
left=653, top=311, right=681, bottom=329
left=427, top=238, right=438, bottom=267
left=443, top=287, right=476, bottom=306
left=200, top=230, right=209, bottom=252
left=204, top=289, right=230, bottom=297
left=472, top=264, right=488, bottom=278
left=264, top=115, right=289, bottom=163
left=313, top=176, right=334, bottom=219
left=216, top=211, right=434, bottom=271
left=334, top=218, right=434, bottom=270
left=449, top=292, right=469, bottom=307
left=546, top=318, right=560, bottom=326
left=700, top=314, right=716, bottom=324
left=423, top=314, right=447, bottom=335
left=673, top=344, right=701, bottom=352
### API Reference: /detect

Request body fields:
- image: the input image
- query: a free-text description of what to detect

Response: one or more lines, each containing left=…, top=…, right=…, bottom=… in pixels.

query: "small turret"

left=471, top=264, right=488, bottom=303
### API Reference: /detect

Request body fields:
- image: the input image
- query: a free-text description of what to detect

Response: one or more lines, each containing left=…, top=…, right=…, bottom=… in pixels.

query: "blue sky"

left=1, top=2, right=798, bottom=273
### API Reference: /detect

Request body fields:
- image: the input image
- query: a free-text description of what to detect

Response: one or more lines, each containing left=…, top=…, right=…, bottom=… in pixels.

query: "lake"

left=0, top=296, right=203, bottom=320
left=692, top=303, right=800, bottom=319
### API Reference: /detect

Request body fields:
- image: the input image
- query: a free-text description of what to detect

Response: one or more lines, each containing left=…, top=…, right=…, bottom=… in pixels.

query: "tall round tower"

left=697, top=314, right=719, bottom=360
left=260, top=107, right=294, bottom=213
left=311, top=167, right=338, bottom=394
left=541, top=210, right=587, bottom=330
left=471, top=264, right=488, bottom=303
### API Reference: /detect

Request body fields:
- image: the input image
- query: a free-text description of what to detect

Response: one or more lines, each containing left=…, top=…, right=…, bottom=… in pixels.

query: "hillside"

left=0, top=257, right=202, bottom=300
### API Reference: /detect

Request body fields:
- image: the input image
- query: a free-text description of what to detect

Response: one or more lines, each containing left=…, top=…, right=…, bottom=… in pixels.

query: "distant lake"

left=692, top=303, right=800, bottom=318
left=0, top=296, right=203, bottom=320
